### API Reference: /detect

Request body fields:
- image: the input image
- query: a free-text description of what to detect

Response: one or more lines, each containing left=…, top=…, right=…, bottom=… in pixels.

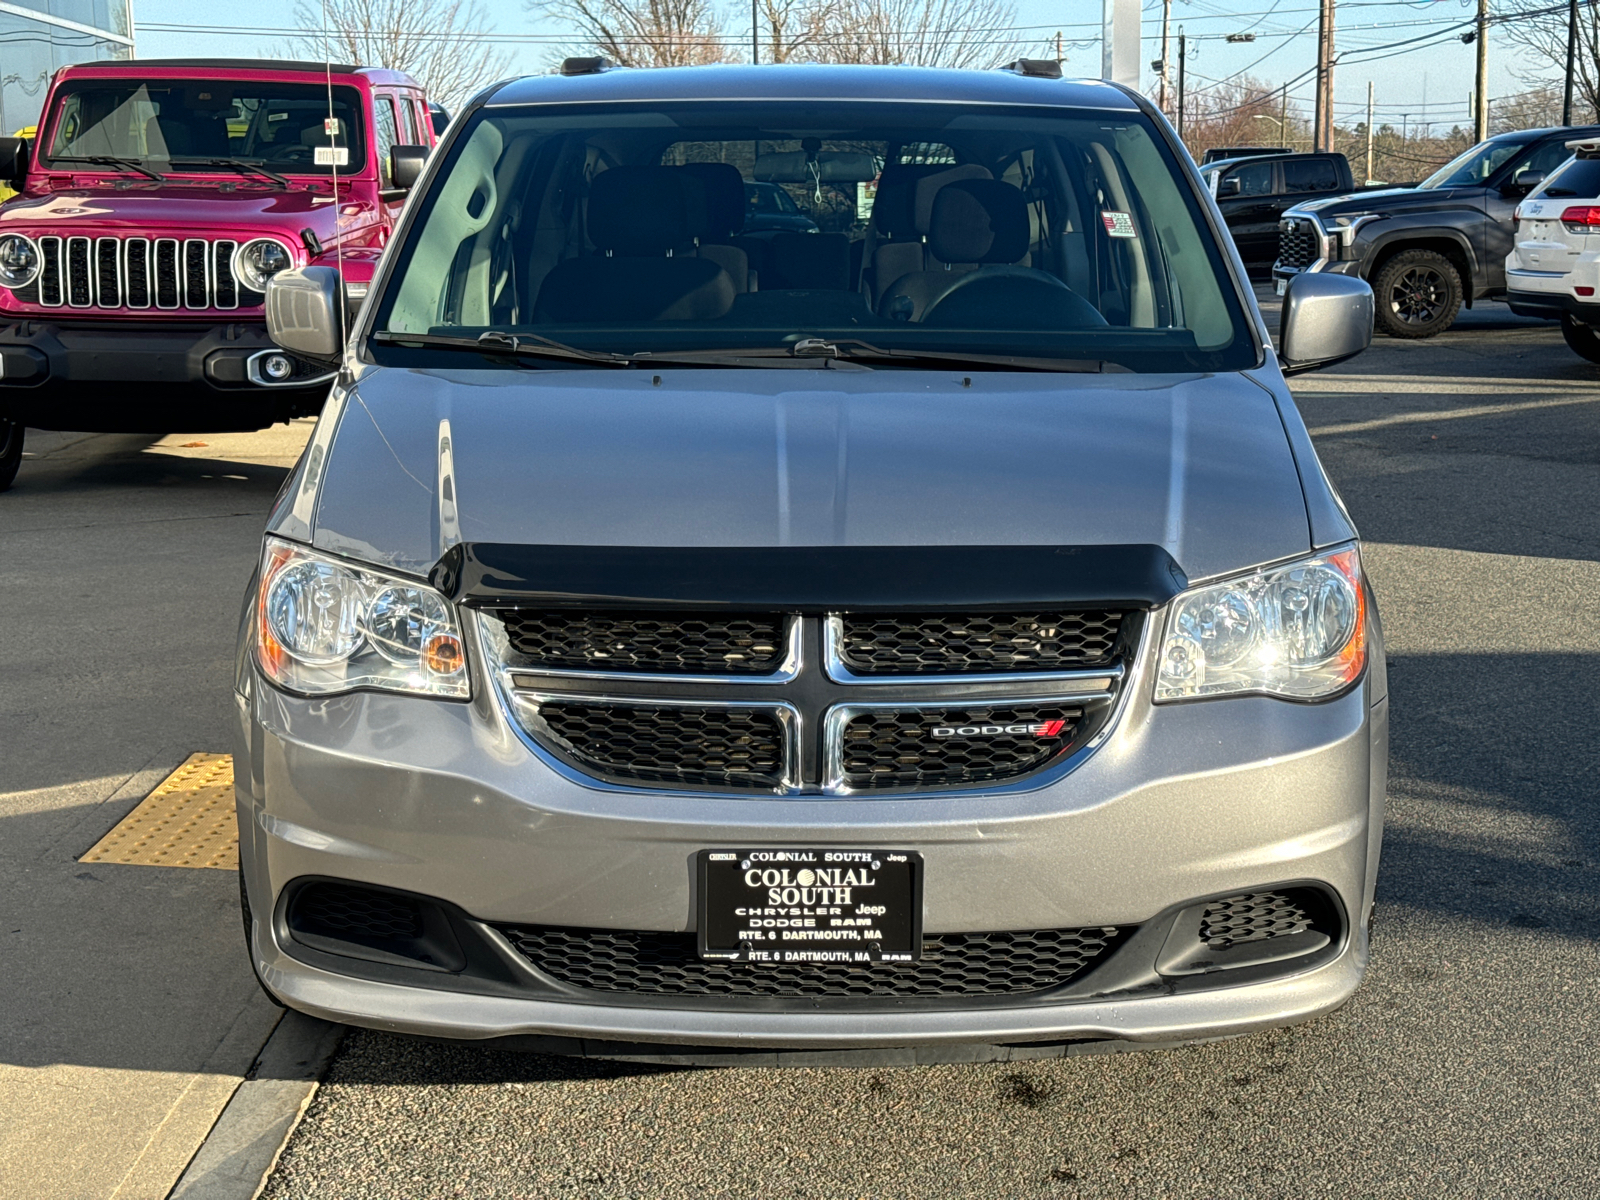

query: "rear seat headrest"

left=678, top=162, right=745, bottom=239
left=912, top=164, right=992, bottom=235
left=927, top=179, right=1030, bottom=265
left=588, top=165, right=691, bottom=256
left=869, top=164, right=943, bottom=238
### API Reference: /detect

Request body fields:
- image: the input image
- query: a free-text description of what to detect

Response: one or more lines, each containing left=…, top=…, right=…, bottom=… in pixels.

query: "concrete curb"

left=166, top=1012, right=345, bottom=1200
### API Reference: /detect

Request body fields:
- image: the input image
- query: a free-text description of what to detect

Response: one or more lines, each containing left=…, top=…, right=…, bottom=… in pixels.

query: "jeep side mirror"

left=0, top=137, right=28, bottom=189
left=390, top=145, right=428, bottom=192
left=1279, top=272, right=1373, bottom=376
left=1218, top=176, right=1241, bottom=197
left=266, top=266, right=344, bottom=362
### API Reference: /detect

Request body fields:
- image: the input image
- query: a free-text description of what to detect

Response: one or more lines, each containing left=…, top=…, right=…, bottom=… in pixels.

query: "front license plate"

left=697, top=849, right=923, bottom=963
left=1275, top=278, right=1288, bottom=296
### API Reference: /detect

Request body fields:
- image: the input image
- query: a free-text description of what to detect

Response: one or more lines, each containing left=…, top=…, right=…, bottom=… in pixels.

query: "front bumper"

left=0, top=320, right=331, bottom=429
left=235, top=615, right=1388, bottom=1052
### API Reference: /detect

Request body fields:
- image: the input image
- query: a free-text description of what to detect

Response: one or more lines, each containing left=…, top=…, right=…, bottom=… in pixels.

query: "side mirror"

left=1218, top=176, right=1241, bottom=197
left=1279, top=272, right=1373, bottom=376
left=266, top=266, right=344, bottom=362
left=0, top=137, right=29, bottom=189
left=390, top=145, right=428, bottom=192
left=429, top=104, right=450, bottom=137
left=1506, top=168, right=1545, bottom=197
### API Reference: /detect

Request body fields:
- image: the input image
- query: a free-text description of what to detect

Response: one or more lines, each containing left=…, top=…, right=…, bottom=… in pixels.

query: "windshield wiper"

left=372, top=330, right=632, bottom=366
left=50, top=155, right=166, bottom=182
left=171, top=158, right=290, bottom=189
left=629, top=338, right=1115, bottom=371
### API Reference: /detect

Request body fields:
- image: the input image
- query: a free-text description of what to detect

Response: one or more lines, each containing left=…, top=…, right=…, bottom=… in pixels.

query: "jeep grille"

left=11, top=235, right=263, bottom=312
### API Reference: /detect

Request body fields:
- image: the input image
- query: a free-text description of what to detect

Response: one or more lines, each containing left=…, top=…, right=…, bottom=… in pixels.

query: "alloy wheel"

left=1388, top=266, right=1447, bottom=326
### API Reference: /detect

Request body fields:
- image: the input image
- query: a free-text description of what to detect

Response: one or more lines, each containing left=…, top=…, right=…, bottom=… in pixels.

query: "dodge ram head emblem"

left=931, top=720, right=1067, bottom=739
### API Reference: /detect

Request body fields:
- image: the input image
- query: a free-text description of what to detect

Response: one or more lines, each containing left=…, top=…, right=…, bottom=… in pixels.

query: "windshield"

left=372, top=101, right=1255, bottom=373
left=1418, top=138, right=1532, bottom=189
left=44, top=81, right=367, bottom=176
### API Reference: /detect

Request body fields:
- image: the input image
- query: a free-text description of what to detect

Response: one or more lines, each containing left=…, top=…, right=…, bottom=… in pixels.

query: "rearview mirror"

left=390, top=145, right=428, bottom=191
left=0, top=137, right=28, bottom=189
left=266, top=266, right=344, bottom=362
left=755, top=150, right=878, bottom=183
left=1279, top=272, right=1372, bottom=376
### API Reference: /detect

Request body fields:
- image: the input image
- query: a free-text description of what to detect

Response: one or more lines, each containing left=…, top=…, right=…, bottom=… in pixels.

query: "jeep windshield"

left=43, top=81, right=366, bottom=177
left=371, top=100, right=1256, bottom=373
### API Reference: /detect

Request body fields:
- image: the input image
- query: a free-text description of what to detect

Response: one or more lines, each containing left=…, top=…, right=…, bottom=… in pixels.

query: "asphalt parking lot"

left=3, top=296, right=1597, bottom=1199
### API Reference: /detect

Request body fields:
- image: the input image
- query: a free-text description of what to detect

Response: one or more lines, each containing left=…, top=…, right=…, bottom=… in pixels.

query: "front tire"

left=1372, top=249, right=1463, bottom=338
left=0, top=421, right=22, bottom=492
left=1560, top=314, right=1600, bottom=363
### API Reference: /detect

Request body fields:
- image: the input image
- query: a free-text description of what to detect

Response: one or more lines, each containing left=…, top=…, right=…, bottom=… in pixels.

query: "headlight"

left=1155, top=547, right=1367, bottom=702
left=256, top=538, right=468, bottom=698
left=0, top=233, right=41, bottom=289
left=232, top=238, right=293, bottom=292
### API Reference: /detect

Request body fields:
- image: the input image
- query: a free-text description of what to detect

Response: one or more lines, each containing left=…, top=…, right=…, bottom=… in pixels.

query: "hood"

left=0, top=184, right=357, bottom=237
left=1296, top=185, right=1477, bottom=218
left=295, top=367, right=1313, bottom=586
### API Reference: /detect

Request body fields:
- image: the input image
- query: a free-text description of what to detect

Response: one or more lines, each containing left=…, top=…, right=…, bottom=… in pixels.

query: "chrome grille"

left=11, top=234, right=248, bottom=311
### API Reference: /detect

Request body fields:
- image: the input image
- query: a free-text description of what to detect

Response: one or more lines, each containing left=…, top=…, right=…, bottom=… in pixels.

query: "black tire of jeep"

left=1372, top=249, right=1464, bottom=339
left=0, top=421, right=22, bottom=493
left=239, top=868, right=288, bottom=1008
left=1560, top=314, right=1600, bottom=363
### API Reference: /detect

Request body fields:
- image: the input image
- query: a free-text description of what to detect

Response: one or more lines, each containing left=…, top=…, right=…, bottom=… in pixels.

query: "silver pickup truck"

left=234, top=60, right=1383, bottom=1065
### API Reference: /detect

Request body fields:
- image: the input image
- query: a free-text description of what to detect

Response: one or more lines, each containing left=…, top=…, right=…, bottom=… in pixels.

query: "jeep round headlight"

left=0, top=234, right=41, bottom=289
left=232, top=238, right=293, bottom=292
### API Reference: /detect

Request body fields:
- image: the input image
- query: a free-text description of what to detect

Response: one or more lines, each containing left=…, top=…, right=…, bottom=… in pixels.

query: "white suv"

left=1507, top=137, right=1600, bottom=361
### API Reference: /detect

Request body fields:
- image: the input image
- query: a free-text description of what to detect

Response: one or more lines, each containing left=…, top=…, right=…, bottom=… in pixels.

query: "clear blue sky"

left=135, top=0, right=1548, bottom=134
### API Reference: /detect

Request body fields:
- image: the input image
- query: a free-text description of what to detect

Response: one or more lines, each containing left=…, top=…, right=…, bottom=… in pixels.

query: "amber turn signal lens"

left=423, top=632, right=465, bottom=676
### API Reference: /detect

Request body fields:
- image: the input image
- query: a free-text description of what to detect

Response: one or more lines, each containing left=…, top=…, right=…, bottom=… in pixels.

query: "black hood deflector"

left=431, top=543, right=1188, bottom=611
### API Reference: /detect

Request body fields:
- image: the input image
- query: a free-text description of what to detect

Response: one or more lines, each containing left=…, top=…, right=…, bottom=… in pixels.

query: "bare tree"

left=803, top=0, right=1025, bottom=69
left=290, top=0, right=512, bottom=110
left=1499, top=0, right=1600, bottom=123
left=540, top=0, right=732, bottom=67
left=1490, top=85, right=1565, bottom=134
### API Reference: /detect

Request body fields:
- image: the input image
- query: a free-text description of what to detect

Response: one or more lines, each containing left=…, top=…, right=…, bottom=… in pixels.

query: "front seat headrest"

left=588, top=166, right=692, bottom=256
left=912, top=163, right=992, bottom=234
left=678, top=162, right=746, bottom=239
left=927, top=179, right=1030, bottom=265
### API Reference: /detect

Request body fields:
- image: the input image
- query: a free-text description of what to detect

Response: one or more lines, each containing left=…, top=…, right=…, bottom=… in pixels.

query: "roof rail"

left=560, top=56, right=615, bottom=77
left=1002, top=59, right=1063, bottom=79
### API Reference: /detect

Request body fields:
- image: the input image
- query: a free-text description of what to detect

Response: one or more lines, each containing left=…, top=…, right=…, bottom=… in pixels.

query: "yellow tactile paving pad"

left=80, top=753, right=239, bottom=870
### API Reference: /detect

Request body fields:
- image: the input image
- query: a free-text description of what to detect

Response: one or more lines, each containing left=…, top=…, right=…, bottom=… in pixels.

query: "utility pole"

left=1474, top=0, right=1488, bottom=142
left=1281, top=83, right=1289, bottom=148
left=1056, top=31, right=1063, bottom=63
left=751, top=0, right=759, bottom=63
left=1564, top=0, right=1578, bottom=125
left=1315, top=0, right=1337, bottom=152
left=1177, top=28, right=1187, bottom=144
left=1159, top=0, right=1172, bottom=115
left=1366, top=81, right=1374, bottom=183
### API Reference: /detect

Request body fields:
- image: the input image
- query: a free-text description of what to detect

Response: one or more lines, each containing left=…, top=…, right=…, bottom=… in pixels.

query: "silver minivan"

left=238, top=61, right=1383, bottom=1063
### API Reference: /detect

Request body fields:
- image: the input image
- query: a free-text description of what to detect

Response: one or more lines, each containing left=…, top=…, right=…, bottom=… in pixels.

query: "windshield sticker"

left=324, top=118, right=342, bottom=136
left=1101, top=210, right=1137, bottom=238
left=314, top=146, right=350, bottom=166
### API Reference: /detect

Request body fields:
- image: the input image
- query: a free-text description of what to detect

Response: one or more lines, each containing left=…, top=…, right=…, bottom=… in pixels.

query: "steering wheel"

left=920, top=268, right=1107, bottom=330
left=266, top=145, right=315, bottom=164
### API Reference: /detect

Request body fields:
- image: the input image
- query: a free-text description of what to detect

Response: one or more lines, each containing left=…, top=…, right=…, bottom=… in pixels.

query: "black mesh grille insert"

left=1278, top=221, right=1316, bottom=270
left=95, top=239, right=119, bottom=307
left=155, top=240, right=180, bottom=308
left=537, top=701, right=786, bottom=789
left=499, top=610, right=787, bottom=674
left=499, top=925, right=1126, bottom=998
left=212, top=240, right=238, bottom=308
left=125, top=238, right=150, bottom=307
left=292, top=882, right=423, bottom=941
left=838, top=703, right=1083, bottom=790
left=836, top=611, right=1123, bottom=675
left=66, top=237, right=92, bottom=306
left=1200, top=892, right=1314, bottom=949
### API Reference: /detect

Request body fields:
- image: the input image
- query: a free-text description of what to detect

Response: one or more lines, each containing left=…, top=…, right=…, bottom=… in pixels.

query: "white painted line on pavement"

left=1308, top=394, right=1600, bottom=436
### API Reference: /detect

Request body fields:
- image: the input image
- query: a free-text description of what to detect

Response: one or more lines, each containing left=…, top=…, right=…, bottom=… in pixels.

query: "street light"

left=1253, top=112, right=1287, bottom=150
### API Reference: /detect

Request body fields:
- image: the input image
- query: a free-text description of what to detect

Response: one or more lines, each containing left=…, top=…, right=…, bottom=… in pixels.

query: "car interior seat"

left=763, top=232, right=851, bottom=290
left=534, top=165, right=736, bottom=322
left=878, top=178, right=1105, bottom=329
left=145, top=112, right=230, bottom=159
left=868, top=163, right=992, bottom=304
left=678, top=162, right=752, bottom=293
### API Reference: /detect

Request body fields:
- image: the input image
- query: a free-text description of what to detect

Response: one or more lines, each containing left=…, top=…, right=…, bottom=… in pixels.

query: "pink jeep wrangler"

left=0, top=57, right=438, bottom=478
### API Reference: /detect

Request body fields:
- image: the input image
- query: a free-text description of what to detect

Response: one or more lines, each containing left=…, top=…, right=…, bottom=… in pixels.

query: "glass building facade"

left=1, top=0, right=134, bottom=135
